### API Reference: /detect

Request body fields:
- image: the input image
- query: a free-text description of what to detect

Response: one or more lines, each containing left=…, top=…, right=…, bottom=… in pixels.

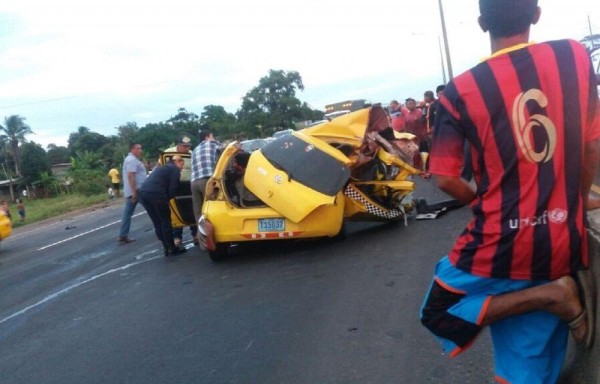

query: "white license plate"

left=258, top=218, right=285, bottom=232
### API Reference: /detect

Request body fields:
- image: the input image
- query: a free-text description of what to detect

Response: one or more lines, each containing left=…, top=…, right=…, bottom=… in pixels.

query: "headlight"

left=198, top=215, right=208, bottom=236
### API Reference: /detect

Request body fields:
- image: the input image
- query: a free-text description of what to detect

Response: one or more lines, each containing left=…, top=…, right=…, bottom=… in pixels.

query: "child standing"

left=16, top=198, right=25, bottom=221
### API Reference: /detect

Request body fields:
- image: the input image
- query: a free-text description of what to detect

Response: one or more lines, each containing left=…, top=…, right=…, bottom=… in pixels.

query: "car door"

left=159, top=152, right=196, bottom=228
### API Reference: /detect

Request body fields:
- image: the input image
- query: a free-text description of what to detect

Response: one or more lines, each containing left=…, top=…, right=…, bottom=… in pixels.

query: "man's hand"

left=130, top=192, right=138, bottom=204
left=435, top=175, right=477, bottom=205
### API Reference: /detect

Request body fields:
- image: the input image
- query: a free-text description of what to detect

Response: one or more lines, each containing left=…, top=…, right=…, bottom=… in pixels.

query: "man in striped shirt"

left=420, top=1, right=600, bottom=382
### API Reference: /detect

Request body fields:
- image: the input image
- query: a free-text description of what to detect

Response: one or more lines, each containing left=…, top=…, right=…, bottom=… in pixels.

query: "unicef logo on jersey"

left=508, top=208, right=568, bottom=229
left=512, top=89, right=557, bottom=164
left=547, top=208, right=568, bottom=224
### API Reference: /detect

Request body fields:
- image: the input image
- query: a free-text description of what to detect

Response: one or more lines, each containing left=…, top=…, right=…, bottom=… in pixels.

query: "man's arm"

left=582, top=138, right=600, bottom=210
left=167, top=167, right=180, bottom=199
left=435, top=175, right=477, bottom=205
left=128, top=172, right=137, bottom=202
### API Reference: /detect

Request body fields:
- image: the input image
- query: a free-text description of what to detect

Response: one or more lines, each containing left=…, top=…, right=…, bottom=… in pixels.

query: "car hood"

left=244, top=131, right=351, bottom=223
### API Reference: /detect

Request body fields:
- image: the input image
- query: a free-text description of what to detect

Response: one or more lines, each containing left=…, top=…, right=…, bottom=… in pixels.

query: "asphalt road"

left=0, top=181, right=497, bottom=384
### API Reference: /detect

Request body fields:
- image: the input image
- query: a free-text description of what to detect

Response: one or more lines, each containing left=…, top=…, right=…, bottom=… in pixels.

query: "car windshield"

left=260, top=135, right=350, bottom=196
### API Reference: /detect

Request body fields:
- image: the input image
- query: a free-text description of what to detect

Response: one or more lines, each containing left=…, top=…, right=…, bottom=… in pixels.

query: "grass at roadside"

left=7, top=193, right=111, bottom=229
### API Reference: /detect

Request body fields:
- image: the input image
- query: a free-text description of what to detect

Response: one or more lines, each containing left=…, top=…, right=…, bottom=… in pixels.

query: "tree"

left=135, top=123, right=178, bottom=160
left=0, top=115, right=33, bottom=175
left=46, top=144, right=71, bottom=165
left=68, top=126, right=110, bottom=155
left=20, top=142, right=50, bottom=185
left=199, top=105, right=238, bottom=138
left=70, top=150, right=104, bottom=171
left=237, top=70, right=306, bottom=137
left=166, top=108, right=203, bottom=144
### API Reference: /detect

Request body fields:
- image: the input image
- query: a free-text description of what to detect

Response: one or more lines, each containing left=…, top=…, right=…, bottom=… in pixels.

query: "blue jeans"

left=119, top=196, right=138, bottom=238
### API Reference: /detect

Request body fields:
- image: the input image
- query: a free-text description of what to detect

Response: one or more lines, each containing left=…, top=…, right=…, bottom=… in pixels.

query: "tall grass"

left=7, top=193, right=111, bottom=229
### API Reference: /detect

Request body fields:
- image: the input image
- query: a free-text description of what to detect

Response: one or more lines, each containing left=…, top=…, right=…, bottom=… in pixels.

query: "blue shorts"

left=420, top=256, right=568, bottom=384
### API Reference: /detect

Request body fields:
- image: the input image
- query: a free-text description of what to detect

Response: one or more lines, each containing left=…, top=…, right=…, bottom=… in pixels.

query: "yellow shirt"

left=108, top=168, right=120, bottom=183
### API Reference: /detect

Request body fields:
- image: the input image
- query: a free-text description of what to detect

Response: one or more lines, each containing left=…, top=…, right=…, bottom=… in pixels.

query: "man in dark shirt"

left=139, top=155, right=187, bottom=256
left=420, top=1, right=600, bottom=382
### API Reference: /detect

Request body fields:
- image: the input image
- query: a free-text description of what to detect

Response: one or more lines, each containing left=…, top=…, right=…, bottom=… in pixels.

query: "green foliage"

left=10, top=192, right=108, bottom=229
left=200, top=105, right=238, bottom=139
left=46, top=144, right=71, bottom=165
left=1, top=115, right=33, bottom=175
left=237, top=69, right=306, bottom=137
left=70, top=150, right=105, bottom=170
left=68, top=126, right=110, bottom=155
left=68, top=168, right=107, bottom=196
left=20, top=142, right=51, bottom=184
left=134, top=123, right=178, bottom=160
left=33, top=171, right=60, bottom=197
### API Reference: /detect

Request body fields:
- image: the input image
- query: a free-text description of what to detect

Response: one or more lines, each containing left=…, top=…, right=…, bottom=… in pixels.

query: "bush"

left=68, top=169, right=107, bottom=196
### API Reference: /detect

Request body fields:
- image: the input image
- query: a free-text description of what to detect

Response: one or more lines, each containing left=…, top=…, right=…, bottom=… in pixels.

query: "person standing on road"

left=117, top=143, right=148, bottom=244
left=158, top=135, right=199, bottom=246
left=404, top=97, right=428, bottom=170
left=107, top=165, right=121, bottom=198
left=420, top=1, right=600, bottom=383
left=190, top=130, right=220, bottom=238
left=139, top=155, right=187, bottom=257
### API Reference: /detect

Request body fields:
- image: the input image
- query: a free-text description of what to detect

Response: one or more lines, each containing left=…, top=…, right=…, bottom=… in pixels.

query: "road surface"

left=0, top=182, right=498, bottom=383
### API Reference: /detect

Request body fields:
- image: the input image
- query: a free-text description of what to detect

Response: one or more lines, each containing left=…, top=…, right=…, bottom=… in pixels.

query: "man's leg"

left=490, top=310, right=568, bottom=384
left=156, top=198, right=186, bottom=255
left=190, top=179, right=205, bottom=225
left=173, top=227, right=183, bottom=245
left=481, top=276, right=586, bottom=341
left=155, top=199, right=174, bottom=246
left=139, top=196, right=165, bottom=243
left=118, top=197, right=137, bottom=239
left=422, top=257, right=587, bottom=356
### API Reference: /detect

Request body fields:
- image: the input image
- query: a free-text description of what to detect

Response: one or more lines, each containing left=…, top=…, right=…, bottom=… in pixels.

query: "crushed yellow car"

left=192, top=105, right=422, bottom=261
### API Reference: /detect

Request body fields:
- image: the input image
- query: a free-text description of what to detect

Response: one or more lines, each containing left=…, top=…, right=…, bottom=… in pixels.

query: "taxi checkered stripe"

left=344, top=184, right=405, bottom=220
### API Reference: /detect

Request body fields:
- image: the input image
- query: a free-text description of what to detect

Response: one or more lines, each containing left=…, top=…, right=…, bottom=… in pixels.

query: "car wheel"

left=209, top=243, right=228, bottom=262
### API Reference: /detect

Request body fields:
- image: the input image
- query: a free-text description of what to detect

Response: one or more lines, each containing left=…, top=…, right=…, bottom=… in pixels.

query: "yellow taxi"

left=193, top=106, right=423, bottom=261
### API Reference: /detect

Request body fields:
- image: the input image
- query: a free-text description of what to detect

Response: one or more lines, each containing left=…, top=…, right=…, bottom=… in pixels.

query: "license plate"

left=258, top=218, right=285, bottom=232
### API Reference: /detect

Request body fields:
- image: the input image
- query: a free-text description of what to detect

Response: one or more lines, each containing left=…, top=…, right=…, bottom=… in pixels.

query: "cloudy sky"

left=0, top=0, right=597, bottom=148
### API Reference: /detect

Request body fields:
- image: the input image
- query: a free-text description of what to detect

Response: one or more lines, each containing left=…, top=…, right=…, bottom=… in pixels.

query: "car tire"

left=209, top=243, right=228, bottom=262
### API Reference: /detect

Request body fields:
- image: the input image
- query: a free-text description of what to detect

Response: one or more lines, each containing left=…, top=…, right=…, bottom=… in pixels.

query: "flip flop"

left=574, top=270, right=596, bottom=349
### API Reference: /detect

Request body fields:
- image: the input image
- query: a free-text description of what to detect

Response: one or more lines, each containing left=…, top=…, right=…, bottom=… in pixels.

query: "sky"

left=0, top=0, right=598, bottom=148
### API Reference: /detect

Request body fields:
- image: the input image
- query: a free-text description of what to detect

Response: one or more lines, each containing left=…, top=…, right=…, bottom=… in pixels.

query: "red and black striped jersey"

left=430, top=39, right=600, bottom=280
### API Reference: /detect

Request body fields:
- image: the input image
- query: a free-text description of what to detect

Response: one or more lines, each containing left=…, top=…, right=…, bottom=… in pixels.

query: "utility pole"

left=589, top=15, right=597, bottom=50
left=438, top=36, right=447, bottom=84
left=1, top=163, right=14, bottom=201
left=438, top=0, right=454, bottom=80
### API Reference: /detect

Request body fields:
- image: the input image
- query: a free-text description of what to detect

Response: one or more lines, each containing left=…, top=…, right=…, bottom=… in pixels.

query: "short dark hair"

left=405, top=98, right=416, bottom=104
left=436, top=84, right=446, bottom=94
left=129, top=142, right=141, bottom=151
left=424, top=90, right=434, bottom=99
left=199, top=130, right=213, bottom=142
left=479, top=0, right=538, bottom=38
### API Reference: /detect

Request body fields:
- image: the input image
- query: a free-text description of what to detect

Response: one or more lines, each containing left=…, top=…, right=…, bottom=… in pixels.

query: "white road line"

left=36, top=212, right=146, bottom=251
left=0, top=250, right=161, bottom=326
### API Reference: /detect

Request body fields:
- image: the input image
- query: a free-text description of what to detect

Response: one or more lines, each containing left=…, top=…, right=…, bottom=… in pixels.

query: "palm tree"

left=0, top=115, right=33, bottom=175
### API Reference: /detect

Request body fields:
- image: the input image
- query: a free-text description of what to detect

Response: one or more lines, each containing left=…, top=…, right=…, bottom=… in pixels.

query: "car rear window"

left=261, top=135, right=350, bottom=196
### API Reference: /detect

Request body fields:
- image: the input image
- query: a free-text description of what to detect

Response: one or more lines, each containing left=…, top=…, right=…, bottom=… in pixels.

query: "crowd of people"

left=387, top=85, right=445, bottom=172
